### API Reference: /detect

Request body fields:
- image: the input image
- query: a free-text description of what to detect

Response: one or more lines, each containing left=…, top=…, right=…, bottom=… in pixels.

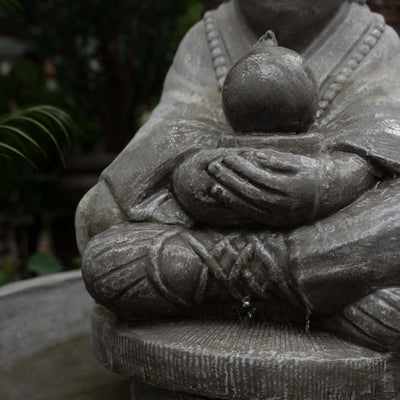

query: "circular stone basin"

left=0, top=271, right=130, bottom=400
left=92, top=305, right=400, bottom=400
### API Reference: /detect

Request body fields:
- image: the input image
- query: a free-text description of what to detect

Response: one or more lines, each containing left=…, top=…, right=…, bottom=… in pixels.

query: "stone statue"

left=76, top=0, right=400, bottom=353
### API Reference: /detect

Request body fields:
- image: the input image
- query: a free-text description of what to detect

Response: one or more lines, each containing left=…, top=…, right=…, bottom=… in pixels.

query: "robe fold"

left=99, top=2, right=400, bottom=225
left=77, top=1, right=400, bottom=333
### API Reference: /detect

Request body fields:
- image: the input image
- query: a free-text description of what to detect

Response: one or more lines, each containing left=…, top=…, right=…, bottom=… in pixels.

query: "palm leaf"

left=0, top=0, right=24, bottom=12
left=32, top=105, right=82, bottom=144
left=16, top=116, right=65, bottom=164
left=0, top=105, right=78, bottom=166
left=30, top=108, right=71, bottom=146
left=0, top=125, right=46, bottom=156
left=0, top=143, right=35, bottom=167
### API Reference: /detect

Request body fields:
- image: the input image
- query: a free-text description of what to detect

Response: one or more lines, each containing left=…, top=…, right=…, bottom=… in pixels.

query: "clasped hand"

left=207, top=149, right=331, bottom=227
left=173, top=147, right=375, bottom=228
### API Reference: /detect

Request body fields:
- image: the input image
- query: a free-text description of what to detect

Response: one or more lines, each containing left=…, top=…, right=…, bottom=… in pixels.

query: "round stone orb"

left=222, top=46, right=319, bottom=134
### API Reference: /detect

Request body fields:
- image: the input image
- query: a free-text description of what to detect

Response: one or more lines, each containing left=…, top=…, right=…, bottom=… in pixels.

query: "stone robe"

left=76, top=2, right=400, bottom=350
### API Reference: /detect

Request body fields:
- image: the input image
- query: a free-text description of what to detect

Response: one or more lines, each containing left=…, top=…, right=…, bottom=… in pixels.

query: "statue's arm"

left=286, top=178, right=400, bottom=315
left=75, top=180, right=127, bottom=255
left=75, top=21, right=229, bottom=254
left=285, top=38, right=400, bottom=315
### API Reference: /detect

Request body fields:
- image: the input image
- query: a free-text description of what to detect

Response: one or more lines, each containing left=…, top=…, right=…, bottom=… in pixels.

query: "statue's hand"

left=173, top=149, right=255, bottom=227
left=207, top=150, right=377, bottom=227
left=173, top=147, right=322, bottom=227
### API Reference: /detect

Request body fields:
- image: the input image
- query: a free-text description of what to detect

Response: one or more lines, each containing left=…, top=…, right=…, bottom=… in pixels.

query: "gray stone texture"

left=77, top=0, right=400, bottom=352
left=0, top=271, right=92, bottom=366
left=0, top=272, right=130, bottom=399
left=77, top=0, right=400, bottom=398
left=93, top=305, right=400, bottom=400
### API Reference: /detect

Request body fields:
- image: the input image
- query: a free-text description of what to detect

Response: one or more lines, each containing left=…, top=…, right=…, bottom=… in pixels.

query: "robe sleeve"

left=75, top=21, right=233, bottom=252
left=100, top=20, right=232, bottom=224
left=286, top=26, right=400, bottom=315
left=319, top=26, right=400, bottom=175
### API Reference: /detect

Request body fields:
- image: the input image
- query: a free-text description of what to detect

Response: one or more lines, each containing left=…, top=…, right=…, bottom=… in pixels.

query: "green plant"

left=7, top=0, right=203, bottom=152
left=0, top=0, right=23, bottom=12
left=27, top=253, right=62, bottom=275
left=0, top=105, right=79, bottom=285
left=0, top=105, right=76, bottom=166
left=0, top=0, right=204, bottom=285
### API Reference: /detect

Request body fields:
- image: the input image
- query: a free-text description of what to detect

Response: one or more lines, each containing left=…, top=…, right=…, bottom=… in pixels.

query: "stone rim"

left=92, top=305, right=400, bottom=400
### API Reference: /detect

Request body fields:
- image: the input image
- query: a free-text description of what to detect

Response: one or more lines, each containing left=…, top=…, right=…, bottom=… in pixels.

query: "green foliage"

left=0, top=103, right=79, bottom=227
left=27, top=253, right=63, bottom=275
left=0, top=0, right=203, bottom=285
left=5, top=0, right=203, bottom=152
left=0, top=269, right=8, bottom=285
left=0, top=105, right=78, bottom=166
left=0, top=0, right=23, bottom=13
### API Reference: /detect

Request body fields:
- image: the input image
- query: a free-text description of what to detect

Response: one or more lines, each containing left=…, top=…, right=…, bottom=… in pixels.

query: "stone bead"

left=340, top=67, right=352, bottom=77
left=334, top=74, right=347, bottom=84
left=364, top=36, right=378, bottom=48
left=212, top=47, right=223, bottom=58
left=205, top=23, right=214, bottom=32
left=207, top=30, right=218, bottom=41
left=214, top=56, right=226, bottom=67
left=347, top=59, right=359, bottom=69
left=353, top=53, right=364, bottom=63
left=323, top=90, right=337, bottom=102
left=359, top=45, right=370, bottom=56
left=370, top=29, right=382, bottom=38
left=319, top=100, right=329, bottom=110
left=216, top=66, right=228, bottom=77
left=376, top=23, right=385, bottom=32
left=210, top=39, right=220, bottom=48
left=329, top=83, right=343, bottom=92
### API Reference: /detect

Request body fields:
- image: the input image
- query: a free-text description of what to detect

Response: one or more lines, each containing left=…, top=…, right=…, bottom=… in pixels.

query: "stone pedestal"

left=92, top=305, right=400, bottom=400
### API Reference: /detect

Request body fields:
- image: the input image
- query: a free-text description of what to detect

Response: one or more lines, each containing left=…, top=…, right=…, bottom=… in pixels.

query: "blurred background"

left=0, top=0, right=399, bottom=286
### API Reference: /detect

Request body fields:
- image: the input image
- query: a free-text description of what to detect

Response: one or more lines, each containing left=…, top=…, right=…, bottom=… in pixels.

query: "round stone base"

left=131, top=380, right=212, bottom=399
left=92, top=305, right=400, bottom=400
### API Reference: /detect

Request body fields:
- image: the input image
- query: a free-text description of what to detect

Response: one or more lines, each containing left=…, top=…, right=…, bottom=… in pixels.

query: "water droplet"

left=305, top=308, right=312, bottom=335
left=242, top=295, right=251, bottom=309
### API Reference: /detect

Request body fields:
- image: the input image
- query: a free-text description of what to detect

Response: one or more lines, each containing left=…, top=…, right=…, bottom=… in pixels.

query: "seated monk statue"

left=76, top=0, right=400, bottom=352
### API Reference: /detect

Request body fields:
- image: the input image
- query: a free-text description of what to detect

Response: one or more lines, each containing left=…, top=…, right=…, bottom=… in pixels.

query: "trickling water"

left=241, top=295, right=257, bottom=321
left=305, top=308, right=312, bottom=335
left=247, top=309, right=256, bottom=320
left=242, top=295, right=251, bottom=309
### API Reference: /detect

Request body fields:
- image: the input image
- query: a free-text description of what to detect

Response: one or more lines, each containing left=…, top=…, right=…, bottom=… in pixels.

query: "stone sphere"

left=222, top=34, right=319, bottom=134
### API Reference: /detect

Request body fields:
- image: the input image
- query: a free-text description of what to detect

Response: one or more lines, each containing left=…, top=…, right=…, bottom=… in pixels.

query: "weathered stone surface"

left=0, top=272, right=130, bottom=400
left=77, top=0, right=400, bottom=352
left=80, top=0, right=400, bottom=397
left=0, top=271, right=92, bottom=366
left=1, top=334, right=130, bottom=400
left=131, top=380, right=211, bottom=400
left=92, top=305, right=400, bottom=399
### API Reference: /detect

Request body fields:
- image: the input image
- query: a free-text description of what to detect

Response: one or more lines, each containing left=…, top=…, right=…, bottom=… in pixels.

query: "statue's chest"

left=205, top=3, right=385, bottom=127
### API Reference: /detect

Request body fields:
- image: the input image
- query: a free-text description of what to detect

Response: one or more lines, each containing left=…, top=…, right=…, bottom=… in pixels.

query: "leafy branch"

left=0, top=0, right=23, bottom=12
left=0, top=105, right=80, bottom=167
